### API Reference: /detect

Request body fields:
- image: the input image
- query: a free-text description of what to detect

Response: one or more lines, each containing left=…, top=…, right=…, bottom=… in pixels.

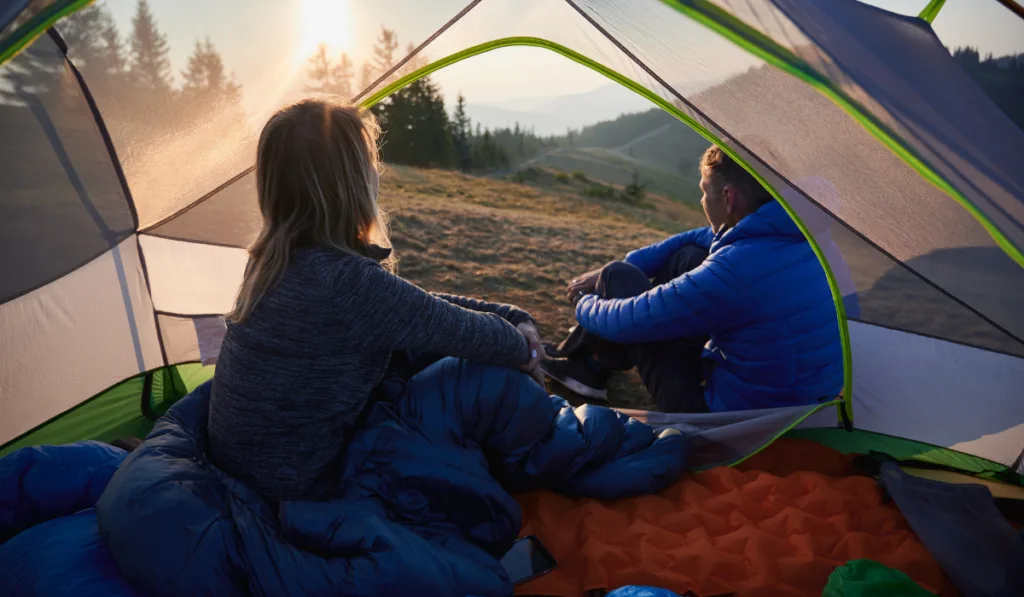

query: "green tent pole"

left=919, top=0, right=947, bottom=23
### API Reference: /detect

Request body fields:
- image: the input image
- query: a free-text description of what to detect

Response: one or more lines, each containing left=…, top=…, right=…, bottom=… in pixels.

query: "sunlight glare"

left=299, top=0, right=354, bottom=61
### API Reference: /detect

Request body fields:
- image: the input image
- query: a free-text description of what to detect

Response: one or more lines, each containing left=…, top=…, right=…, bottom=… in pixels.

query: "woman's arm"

left=339, top=260, right=530, bottom=368
left=430, top=293, right=534, bottom=327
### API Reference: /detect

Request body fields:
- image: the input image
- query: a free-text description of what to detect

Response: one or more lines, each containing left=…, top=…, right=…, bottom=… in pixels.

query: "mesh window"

left=0, top=32, right=134, bottom=303
left=68, top=0, right=464, bottom=229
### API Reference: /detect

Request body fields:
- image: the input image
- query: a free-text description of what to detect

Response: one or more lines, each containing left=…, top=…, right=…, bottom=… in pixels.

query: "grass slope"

left=380, top=164, right=707, bottom=410
left=524, top=147, right=700, bottom=204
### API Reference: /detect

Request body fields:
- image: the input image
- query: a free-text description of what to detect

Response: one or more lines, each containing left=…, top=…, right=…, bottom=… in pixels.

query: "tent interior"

left=2, top=0, right=1024, bottom=595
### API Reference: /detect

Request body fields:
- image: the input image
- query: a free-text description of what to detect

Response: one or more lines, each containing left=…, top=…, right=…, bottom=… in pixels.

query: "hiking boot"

left=542, top=341, right=565, bottom=358
left=543, top=325, right=585, bottom=359
left=541, top=357, right=608, bottom=401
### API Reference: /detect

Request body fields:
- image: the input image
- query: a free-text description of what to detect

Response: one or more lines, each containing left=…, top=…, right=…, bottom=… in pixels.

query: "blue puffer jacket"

left=73, top=358, right=681, bottom=597
left=576, top=200, right=843, bottom=412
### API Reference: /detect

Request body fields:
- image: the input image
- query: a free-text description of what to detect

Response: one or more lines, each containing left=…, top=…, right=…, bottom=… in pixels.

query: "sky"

left=100, top=0, right=1024, bottom=120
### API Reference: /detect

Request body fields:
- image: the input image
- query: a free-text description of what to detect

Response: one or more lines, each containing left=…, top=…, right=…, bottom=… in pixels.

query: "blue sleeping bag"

left=0, top=357, right=688, bottom=597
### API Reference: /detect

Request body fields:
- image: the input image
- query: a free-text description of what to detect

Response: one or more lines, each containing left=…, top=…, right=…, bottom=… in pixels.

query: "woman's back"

left=210, top=248, right=380, bottom=500
left=209, top=247, right=531, bottom=500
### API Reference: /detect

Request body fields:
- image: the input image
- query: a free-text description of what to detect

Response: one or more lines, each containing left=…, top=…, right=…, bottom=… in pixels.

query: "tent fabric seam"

left=350, top=0, right=485, bottom=104
left=136, top=236, right=170, bottom=367
left=142, top=232, right=249, bottom=250
left=0, top=242, right=129, bottom=305
left=658, top=0, right=1024, bottom=270
left=848, top=317, right=1024, bottom=359
left=48, top=26, right=141, bottom=229
left=155, top=309, right=227, bottom=319
left=139, top=166, right=254, bottom=234
left=688, top=398, right=843, bottom=471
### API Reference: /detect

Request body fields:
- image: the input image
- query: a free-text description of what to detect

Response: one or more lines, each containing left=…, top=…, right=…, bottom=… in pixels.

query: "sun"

left=299, top=0, right=354, bottom=61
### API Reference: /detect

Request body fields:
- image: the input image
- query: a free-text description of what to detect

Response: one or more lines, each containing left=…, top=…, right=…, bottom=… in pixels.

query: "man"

left=541, top=145, right=843, bottom=413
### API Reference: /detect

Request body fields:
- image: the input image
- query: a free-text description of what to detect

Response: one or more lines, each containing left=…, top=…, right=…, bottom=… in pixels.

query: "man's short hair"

left=700, top=145, right=772, bottom=210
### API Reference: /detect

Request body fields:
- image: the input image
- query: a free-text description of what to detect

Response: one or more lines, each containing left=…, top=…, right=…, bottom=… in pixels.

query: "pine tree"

left=451, top=93, right=472, bottom=171
left=305, top=44, right=333, bottom=93
left=372, top=27, right=399, bottom=79
left=128, top=0, right=173, bottom=94
left=305, top=45, right=354, bottom=97
left=372, top=76, right=454, bottom=168
left=61, top=4, right=126, bottom=85
left=334, top=52, right=354, bottom=97
left=397, top=42, right=428, bottom=78
left=180, top=37, right=241, bottom=106
left=359, top=61, right=375, bottom=95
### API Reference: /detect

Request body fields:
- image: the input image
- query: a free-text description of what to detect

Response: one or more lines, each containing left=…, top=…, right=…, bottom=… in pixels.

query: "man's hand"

left=517, top=322, right=546, bottom=386
left=566, top=268, right=602, bottom=305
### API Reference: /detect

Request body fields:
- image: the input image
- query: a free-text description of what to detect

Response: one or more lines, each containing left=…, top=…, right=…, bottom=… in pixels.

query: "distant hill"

left=505, top=106, right=710, bottom=203
left=525, top=146, right=701, bottom=204
left=463, top=81, right=714, bottom=136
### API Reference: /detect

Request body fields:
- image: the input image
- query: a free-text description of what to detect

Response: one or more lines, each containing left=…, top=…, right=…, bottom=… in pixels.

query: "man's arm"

left=625, top=227, right=714, bottom=277
left=574, top=256, right=737, bottom=344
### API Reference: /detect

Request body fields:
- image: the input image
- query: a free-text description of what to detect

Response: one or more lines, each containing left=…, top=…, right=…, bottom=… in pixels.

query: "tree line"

left=951, top=46, right=1024, bottom=131
left=306, top=27, right=569, bottom=174
left=1, top=0, right=244, bottom=140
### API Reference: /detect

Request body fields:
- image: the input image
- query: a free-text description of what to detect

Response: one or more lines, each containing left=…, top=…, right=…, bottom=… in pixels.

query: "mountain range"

left=457, top=80, right=716, bottom=136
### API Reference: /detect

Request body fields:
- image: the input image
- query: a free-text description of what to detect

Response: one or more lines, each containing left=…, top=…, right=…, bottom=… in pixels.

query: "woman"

left=208, top=98, right=544, bottom=502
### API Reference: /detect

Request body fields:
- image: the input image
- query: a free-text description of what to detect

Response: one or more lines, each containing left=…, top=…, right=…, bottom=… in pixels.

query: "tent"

left=2, top=0, right=1024, bottom=482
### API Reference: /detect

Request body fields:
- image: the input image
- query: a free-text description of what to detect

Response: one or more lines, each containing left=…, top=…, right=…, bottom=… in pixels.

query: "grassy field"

left=524, top=146, right=701, bottom=205
left=379, top=164, right=708, bottom=410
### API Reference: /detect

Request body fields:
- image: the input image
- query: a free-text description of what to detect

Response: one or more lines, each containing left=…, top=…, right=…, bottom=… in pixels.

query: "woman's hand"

left=517, top=322, right=546, bottom=386
left=566, top=268, right=601, bottom=305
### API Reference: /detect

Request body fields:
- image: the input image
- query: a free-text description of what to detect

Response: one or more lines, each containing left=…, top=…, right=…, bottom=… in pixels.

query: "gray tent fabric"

left=772, top=0, right=1024, bottom=253
left=878, top=460, right=1024, bottom=597
left=618, top=400, right=839, bottom=468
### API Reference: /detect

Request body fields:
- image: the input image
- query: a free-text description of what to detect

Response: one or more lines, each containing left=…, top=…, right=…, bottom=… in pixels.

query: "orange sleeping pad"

left=515, top=438, right=957, bottom=597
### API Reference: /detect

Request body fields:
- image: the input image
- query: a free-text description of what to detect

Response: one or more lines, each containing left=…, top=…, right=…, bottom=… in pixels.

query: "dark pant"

left=555, top=245, right=711, bottom=413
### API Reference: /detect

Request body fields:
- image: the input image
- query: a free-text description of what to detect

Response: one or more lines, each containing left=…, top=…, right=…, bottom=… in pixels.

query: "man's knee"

left=655, top=244, right=710, bottom=285
left=596, top=261, right=653, bottom=299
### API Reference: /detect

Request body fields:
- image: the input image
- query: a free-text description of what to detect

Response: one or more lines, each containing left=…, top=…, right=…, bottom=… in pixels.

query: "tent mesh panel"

left=0, top=32, right=134, bottom=304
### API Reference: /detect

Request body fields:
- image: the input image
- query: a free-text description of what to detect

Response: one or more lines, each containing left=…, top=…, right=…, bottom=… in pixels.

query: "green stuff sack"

left=823, top=559, right=935, bottom=597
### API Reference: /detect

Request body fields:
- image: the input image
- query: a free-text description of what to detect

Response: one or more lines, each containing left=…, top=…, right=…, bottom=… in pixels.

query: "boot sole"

left=541, top=366, right=609, bottom=401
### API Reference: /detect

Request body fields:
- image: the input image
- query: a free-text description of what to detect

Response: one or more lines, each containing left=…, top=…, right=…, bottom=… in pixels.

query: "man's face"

left=700, top=171, right=729, bottom=233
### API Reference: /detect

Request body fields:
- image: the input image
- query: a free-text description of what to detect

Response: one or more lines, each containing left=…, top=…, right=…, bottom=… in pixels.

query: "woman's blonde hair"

left=228, top=98, right=392, bottom=323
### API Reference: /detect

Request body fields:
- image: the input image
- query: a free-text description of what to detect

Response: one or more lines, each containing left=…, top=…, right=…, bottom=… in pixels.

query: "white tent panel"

left=157, top=314, right=202, bottom=364
left=157, top=314, right=227, bottom=366
left=849, top=321, right=1024, bottom=466
left=0, top=237, right=162, bottom=444
left=139, top=235, right=248, bottom=316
